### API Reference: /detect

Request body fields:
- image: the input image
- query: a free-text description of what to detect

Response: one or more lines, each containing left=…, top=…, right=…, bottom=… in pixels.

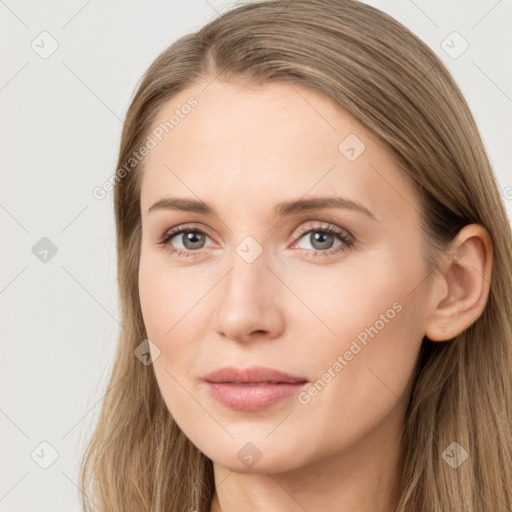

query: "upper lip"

left=203, top=366, right=307, bottom=384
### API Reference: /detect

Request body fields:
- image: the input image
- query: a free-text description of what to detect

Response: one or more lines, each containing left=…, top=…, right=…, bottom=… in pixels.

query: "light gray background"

left=1, top=0, right=511, bottom=510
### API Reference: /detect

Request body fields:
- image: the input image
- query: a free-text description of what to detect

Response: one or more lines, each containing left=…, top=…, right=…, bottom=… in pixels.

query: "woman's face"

left=138, top=79, right=430, bottom=473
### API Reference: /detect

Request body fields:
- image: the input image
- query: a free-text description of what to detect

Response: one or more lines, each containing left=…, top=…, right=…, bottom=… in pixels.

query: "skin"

left=137, top=79, right=492, bottom=512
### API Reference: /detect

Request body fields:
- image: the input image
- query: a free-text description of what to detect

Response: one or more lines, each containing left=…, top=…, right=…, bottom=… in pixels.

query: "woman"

left=80, top=1, right=512, bottom=510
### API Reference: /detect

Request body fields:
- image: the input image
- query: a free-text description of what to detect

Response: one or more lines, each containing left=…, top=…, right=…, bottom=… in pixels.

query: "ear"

left=424, top=224, right=493, bottom=342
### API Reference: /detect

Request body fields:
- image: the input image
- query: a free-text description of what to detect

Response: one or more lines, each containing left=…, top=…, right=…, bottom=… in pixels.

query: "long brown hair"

left=79, top=1, right=512, bottom=510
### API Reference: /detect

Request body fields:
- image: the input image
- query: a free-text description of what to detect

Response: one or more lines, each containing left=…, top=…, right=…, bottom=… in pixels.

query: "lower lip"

left=205, top=382, right=307, bottom=411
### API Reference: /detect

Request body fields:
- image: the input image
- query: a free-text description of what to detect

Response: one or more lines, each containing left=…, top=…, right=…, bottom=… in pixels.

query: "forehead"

left=139, top=79, right=418, bottom=222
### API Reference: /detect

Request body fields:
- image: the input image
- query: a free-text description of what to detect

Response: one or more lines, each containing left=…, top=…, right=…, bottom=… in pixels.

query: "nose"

left=213, top=248, right=285, bottom=344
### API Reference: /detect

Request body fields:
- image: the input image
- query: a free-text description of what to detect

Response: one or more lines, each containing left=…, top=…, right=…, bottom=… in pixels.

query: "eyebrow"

left=147, top=195, right=376, bottom=220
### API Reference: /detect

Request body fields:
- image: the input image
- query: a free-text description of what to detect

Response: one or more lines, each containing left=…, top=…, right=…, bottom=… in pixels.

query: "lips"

left=203, top=366, right=308, bottom=411
left=203, top=366, right=307, bottom=384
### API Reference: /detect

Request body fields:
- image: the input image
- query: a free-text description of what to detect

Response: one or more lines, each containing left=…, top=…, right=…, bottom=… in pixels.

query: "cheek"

left=138, top=261, right=205, bottom=429
left=282, top=246, right=424, bottom=356
left=138, top=263, right=169, bottom=341
left=138, top=253, right=207, bottom=342
left=138, top=255, right=208, bottom=381
left=296, top=249, right=426, bottom=427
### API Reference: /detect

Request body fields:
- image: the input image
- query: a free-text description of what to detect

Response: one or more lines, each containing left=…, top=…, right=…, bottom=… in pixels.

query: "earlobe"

left=424, top=224, right=493, bottom=342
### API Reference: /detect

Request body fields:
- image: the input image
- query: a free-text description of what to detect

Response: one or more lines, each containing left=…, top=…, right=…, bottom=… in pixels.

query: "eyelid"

left=158, top=220, right=355, bottom=257
left=292, top=221, right=354, bottom=242
left=160, top=222, right=216, bottom=242
left=159, top=221, right=351, bottom=243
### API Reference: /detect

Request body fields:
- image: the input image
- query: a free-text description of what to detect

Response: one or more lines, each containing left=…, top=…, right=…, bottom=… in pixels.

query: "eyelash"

left=157, top=222, right=355, bottom=259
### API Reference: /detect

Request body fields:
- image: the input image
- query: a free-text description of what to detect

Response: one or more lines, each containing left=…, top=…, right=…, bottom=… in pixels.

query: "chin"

left=200, top=437, right=310, bottom=475
left=214, top=454, right=301, bottom=475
